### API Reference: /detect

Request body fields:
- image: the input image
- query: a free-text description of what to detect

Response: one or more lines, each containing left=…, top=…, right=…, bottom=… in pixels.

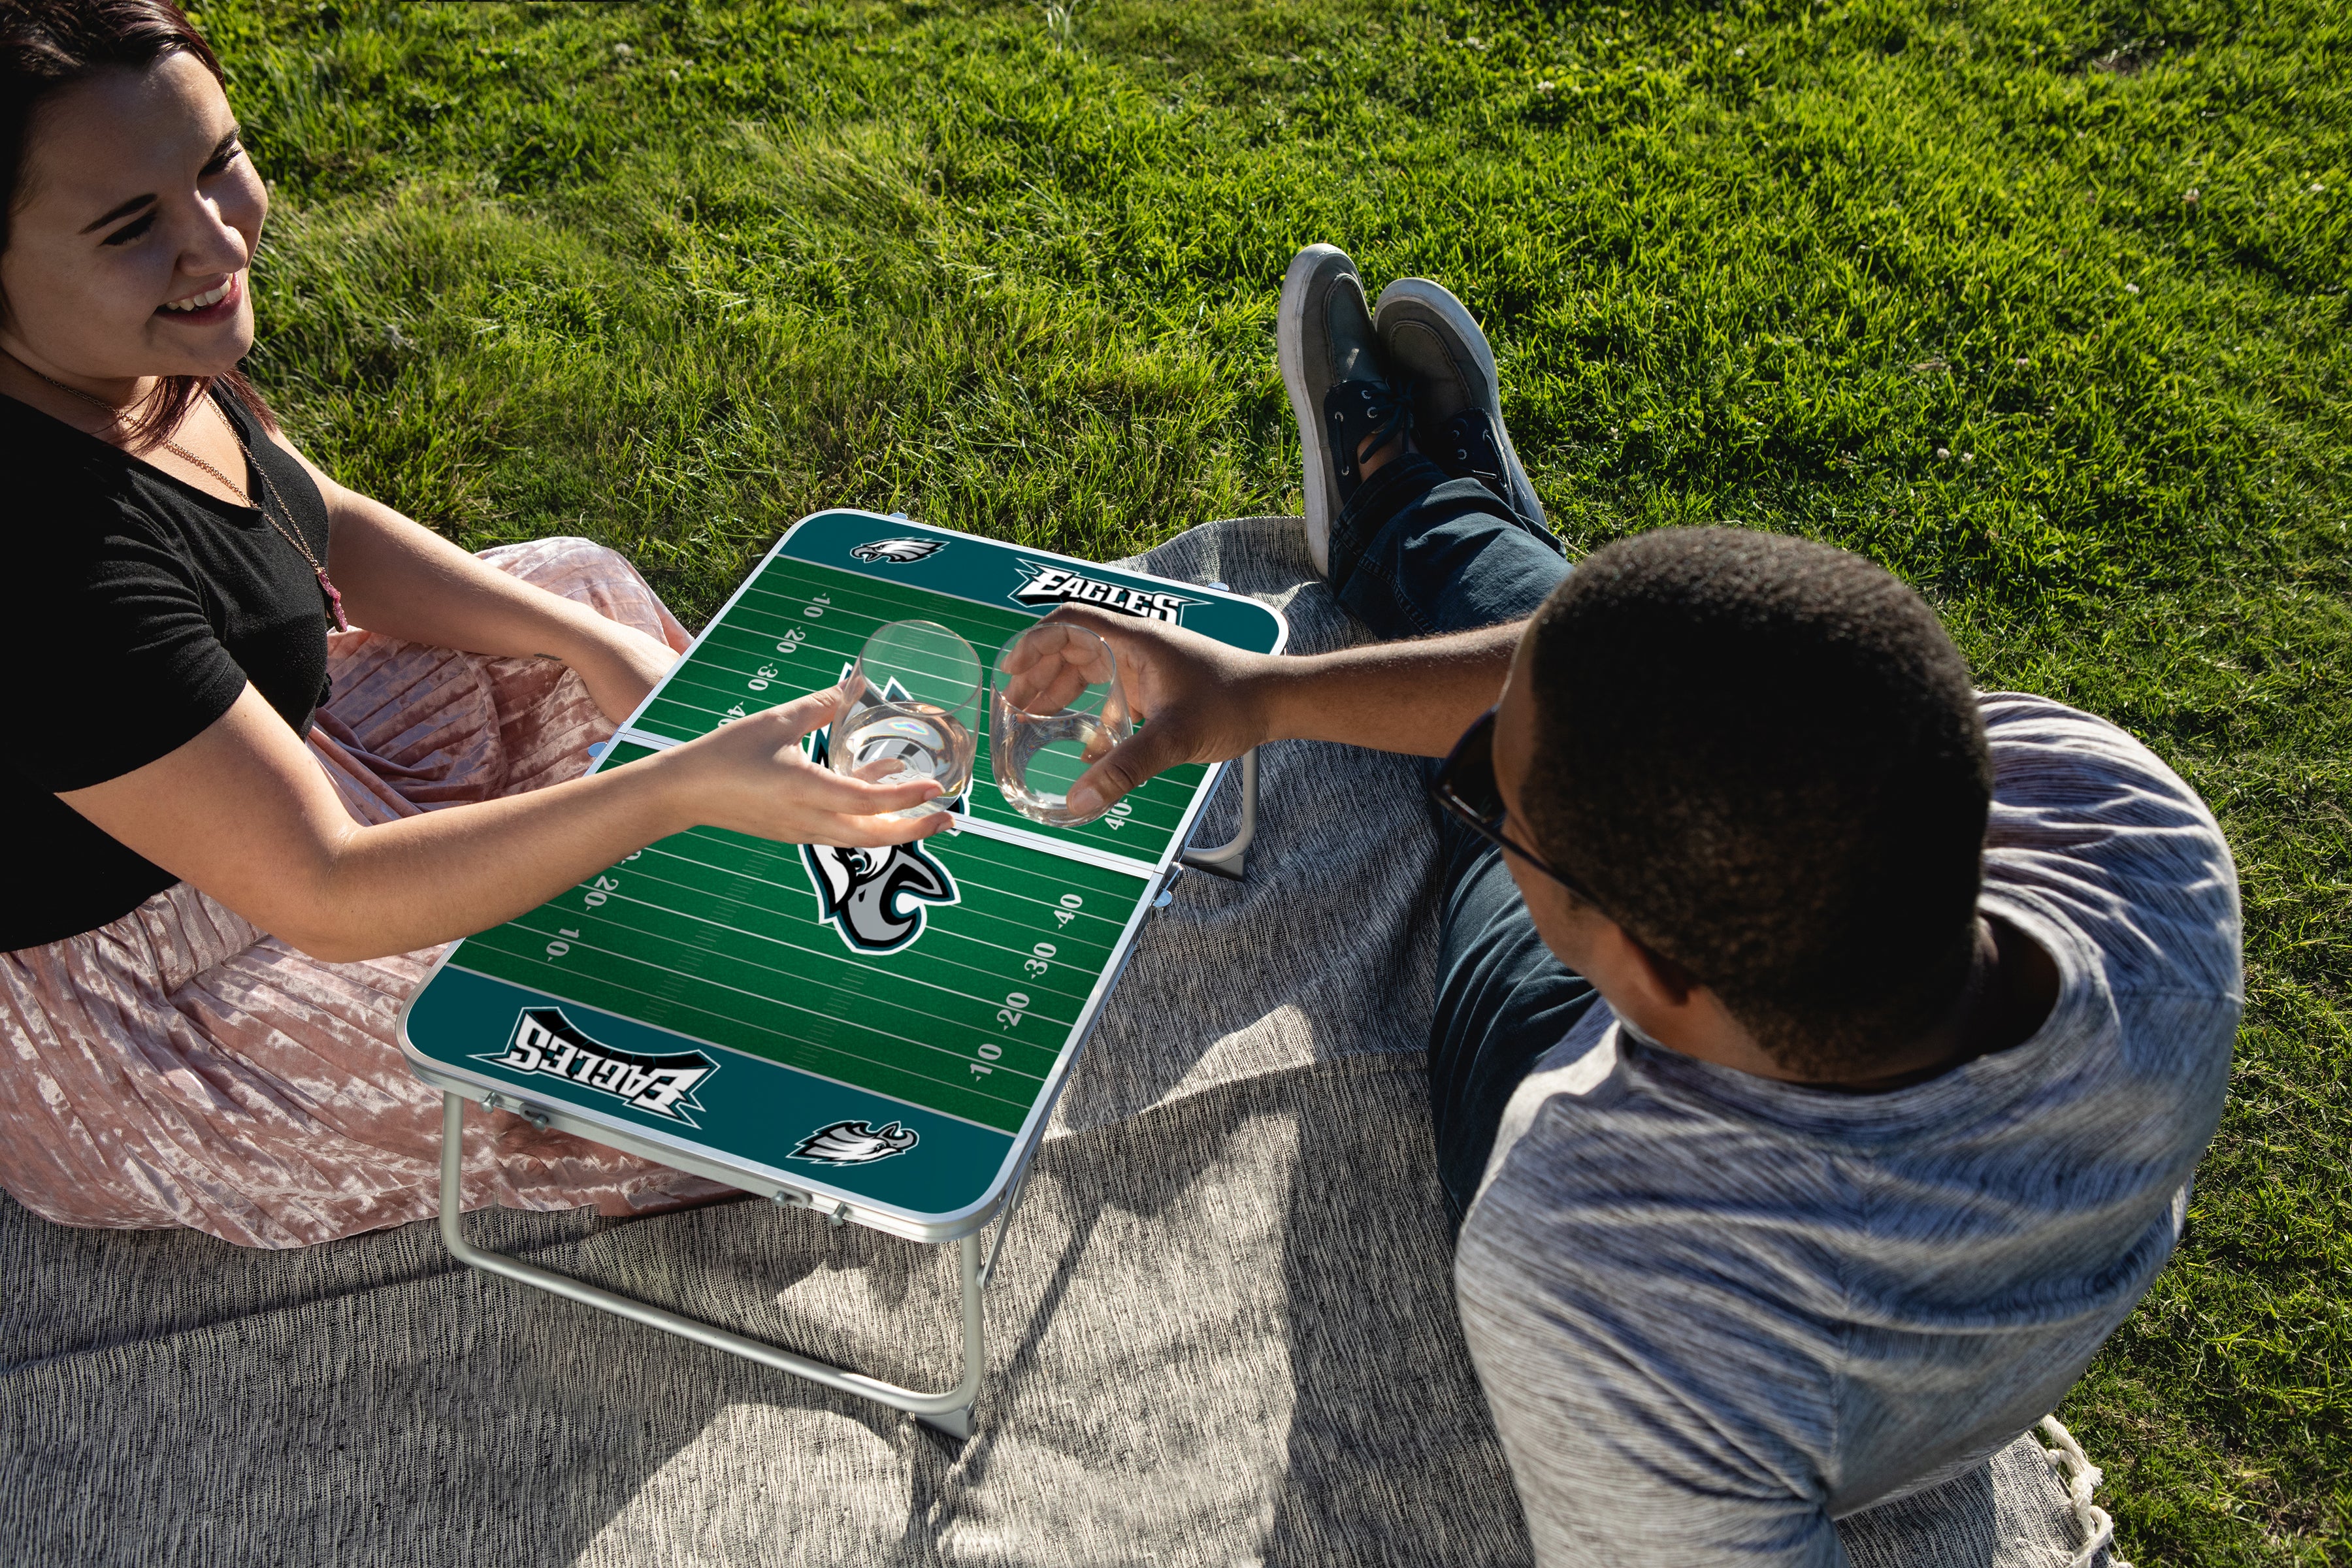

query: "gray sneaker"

left=1277, top=244, right=1407, bottom=575
left=1373, top=278, right=1554, bottom=544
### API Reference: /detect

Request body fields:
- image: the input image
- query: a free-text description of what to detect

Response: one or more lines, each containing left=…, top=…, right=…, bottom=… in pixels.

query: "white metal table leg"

left=436, top=1093, right=983, bottom=1438
left=1179, top=747, right=1258, bottom=879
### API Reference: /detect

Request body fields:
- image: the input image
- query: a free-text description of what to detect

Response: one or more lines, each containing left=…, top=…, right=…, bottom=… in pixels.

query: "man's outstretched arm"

left=1037, top=604, right=1526, bottom=819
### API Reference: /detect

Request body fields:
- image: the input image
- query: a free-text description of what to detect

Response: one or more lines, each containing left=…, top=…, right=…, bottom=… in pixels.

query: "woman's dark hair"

left=0, top=0, right=272, bottom=446
left=1520, top=527, right=1993, bottom=1080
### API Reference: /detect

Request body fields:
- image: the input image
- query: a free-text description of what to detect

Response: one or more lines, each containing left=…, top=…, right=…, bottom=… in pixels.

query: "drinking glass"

left=829, top=619, right=981, bottom=819
left=990, top=623, right=1132, bottom=826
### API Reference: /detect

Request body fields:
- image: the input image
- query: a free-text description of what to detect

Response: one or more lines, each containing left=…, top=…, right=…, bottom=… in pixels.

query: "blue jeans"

left=1330, top=457, right=1600, bottom=1237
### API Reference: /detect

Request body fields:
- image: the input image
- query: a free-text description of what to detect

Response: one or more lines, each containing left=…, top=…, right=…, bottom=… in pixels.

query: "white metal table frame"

left=429, top=756, right=1259, bottom=1441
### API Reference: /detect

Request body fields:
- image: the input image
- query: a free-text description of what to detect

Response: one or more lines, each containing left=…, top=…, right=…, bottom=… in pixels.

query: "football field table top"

left=400, top=511, right=1288, bottom=1243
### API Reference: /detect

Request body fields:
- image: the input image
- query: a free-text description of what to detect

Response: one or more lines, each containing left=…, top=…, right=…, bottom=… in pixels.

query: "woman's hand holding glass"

left=658, top=690, right=949, bottom=847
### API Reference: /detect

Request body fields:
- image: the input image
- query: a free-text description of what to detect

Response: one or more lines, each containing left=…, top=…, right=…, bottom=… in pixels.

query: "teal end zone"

left=408, top=965, right=1015, bottom=1220
left=779, top=511, right=1285, bottom=657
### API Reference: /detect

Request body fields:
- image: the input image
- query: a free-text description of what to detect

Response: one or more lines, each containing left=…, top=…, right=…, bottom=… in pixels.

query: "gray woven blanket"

left=0, top=517, right=2106, bottom=1566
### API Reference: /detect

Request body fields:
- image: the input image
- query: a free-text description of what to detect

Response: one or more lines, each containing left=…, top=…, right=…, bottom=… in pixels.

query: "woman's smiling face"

left=0, top=48, right=265, bottom=389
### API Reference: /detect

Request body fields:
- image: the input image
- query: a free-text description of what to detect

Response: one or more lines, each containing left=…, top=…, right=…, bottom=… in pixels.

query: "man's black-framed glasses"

left=1426, top=706, right=1602, bottom=907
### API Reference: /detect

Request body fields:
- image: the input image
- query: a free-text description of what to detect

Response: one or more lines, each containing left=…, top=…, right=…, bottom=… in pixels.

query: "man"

left=1047, top=244, right=2238, bottom=1564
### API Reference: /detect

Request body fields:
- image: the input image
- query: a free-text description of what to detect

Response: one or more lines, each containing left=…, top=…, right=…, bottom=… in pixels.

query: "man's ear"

left=1614, top=926, right=1699, bottom=1007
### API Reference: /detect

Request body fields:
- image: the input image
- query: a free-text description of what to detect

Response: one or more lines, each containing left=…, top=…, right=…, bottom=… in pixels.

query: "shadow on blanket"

left=0, top=519, right=2106, bottom=1567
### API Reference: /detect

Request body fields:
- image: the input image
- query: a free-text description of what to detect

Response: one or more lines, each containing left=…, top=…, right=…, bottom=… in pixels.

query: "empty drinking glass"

left=829, top=619, right=981, bottom=820
left=990, top=622, right=1132, bottom=826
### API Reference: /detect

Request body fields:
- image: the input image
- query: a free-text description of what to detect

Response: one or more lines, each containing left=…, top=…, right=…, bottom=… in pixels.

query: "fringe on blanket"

left=2038, top=1415, right=2129, bottom=1568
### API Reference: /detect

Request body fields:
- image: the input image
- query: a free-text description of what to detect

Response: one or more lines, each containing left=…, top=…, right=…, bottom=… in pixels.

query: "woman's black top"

left=0, top=387, right=336, bottom=949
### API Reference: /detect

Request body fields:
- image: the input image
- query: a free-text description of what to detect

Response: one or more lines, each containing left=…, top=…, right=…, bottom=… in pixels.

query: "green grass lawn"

left=199, top=1, right=2346, bottom=1559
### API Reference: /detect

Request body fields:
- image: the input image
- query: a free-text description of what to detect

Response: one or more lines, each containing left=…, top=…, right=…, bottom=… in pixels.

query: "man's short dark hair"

left=1520, top=527, right=1991, bottom=1078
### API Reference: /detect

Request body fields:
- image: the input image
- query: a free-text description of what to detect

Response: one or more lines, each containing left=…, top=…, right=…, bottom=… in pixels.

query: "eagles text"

left=478, top=1008, right=718, bottom=1124
left=1011, top=564, right=1198, bottom=625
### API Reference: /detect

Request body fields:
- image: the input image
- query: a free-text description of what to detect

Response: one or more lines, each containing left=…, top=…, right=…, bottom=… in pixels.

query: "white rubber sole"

left=1373, top=277, right=1546, bottom=529
left=1277, top=244, right=1350, bottom=576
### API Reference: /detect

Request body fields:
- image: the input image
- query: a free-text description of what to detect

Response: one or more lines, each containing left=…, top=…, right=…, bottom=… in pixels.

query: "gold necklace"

left=14, top=362, right=348, bottom=631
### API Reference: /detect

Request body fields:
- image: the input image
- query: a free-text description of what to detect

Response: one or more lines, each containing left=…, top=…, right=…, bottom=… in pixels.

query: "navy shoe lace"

left=1323, top=375, right=1414, bottom=501
left=1431, top=410, right=1561, bottom=551
left=1433, top=410, right=1512, bottom=506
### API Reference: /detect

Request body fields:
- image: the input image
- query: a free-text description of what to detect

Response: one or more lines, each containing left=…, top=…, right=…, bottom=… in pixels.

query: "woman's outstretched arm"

left=59, top=685, right=944, bottom=962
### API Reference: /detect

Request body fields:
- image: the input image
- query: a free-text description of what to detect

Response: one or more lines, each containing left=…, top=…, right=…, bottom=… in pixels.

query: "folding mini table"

left=399, top=510, right=1288, bottom=1437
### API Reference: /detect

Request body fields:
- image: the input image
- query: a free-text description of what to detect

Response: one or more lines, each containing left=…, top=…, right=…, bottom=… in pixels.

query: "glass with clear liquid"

left=830, top=620, right=981, bottom=820
left=990, top=623, right=1132, bottom=826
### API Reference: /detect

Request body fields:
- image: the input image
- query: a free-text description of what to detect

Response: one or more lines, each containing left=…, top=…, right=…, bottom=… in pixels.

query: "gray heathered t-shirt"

left=1454, top=693, right=2240, bottom=1567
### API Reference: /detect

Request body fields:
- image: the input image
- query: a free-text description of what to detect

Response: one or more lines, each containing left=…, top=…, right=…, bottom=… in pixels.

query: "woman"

left=0, top=0, right=944, bottom=1247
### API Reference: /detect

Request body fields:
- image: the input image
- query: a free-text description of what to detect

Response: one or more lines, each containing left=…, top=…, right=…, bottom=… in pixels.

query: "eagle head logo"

left=801, top=841, right=959, bottom=952
left=791, top=1119, right=920, bottom=1166
left=851, top=538, right=946, bottom=564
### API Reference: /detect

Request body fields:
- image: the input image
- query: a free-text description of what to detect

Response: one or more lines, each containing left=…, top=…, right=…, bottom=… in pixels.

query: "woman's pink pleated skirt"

left=0, top=537, right=730, bottom=1248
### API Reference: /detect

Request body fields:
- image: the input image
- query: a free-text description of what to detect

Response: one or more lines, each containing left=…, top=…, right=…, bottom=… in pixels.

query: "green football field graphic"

left=400, top=512, right=1287, bottom=1228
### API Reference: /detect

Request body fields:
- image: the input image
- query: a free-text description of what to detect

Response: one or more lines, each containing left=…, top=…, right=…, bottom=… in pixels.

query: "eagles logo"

left=798, top=664, right=962, bottom=952
left=802, top=841, right=959, bottom=952
left=850, top=538, right=947, bottom=564
left=791, top=1119, right=919, bottom=1166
